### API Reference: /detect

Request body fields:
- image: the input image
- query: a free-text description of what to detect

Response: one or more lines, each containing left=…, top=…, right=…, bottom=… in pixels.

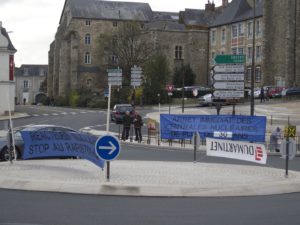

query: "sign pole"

left=194, top=132, right=197, bottom=162
left=107, top=161, right=110, bottom=181
left=106, top=83, right=111, bottom=182
left=285, top=118, right=290, bottom=178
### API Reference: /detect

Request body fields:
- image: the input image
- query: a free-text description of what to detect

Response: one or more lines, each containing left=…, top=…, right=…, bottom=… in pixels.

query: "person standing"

left=122, top=111, right=132, bottom=141
left=270, top=127, right=282, bottom=152
left=260, top=86, right=265, bottom=103
left=133, top=111, right=143, bottom=142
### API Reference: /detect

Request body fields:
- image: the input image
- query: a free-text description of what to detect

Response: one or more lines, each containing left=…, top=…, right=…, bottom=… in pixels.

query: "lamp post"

left=250, top=0, right=256, bottom=116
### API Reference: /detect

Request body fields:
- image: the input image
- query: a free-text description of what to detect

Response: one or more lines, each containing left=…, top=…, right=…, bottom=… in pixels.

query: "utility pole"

left=250, top=0, right=256, bottom=116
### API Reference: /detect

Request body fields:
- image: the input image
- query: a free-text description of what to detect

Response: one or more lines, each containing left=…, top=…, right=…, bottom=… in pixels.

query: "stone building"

left=263, top=0, right=300, bottom=87
left=0, top=21, right=16, bottom=115
left=48, top=0, right=221, bottom=98
left=15, top=65, right=48, bottom=105
left=209, top=0, right=264, bottom=87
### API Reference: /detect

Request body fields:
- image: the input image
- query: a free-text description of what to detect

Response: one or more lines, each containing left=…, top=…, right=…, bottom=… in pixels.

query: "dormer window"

left=23, top=68, right=29, bottom=76
left=39, top=68, right=45, bottom=76
left=113, top=21, right=118, bottom=27
left=86, top=20, right=91, bottom=26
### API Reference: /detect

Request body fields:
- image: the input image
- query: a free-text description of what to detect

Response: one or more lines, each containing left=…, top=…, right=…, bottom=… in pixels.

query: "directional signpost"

left=95, top=135, right=121, bottom=181
left=212, top=54, right=245, bottom=115
left=131, top=65, right=143, bottom=87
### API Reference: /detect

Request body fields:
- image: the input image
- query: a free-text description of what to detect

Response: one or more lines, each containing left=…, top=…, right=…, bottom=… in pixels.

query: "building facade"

left=0, top=21, right=16, bottom=115
left=209, top=0, right=264, bottom=88
left=48, top=0, right=221, bottom=98
left=263, top=0, right=300, bottom=87
left=15, top=65, right=48, bottom=105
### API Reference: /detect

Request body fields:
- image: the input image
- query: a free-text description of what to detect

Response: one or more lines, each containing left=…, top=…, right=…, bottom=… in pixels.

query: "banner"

left=206, top=138, right=267, bottom=164
left=160, top=114, right=266, bottom=143
left=21, top=131, right=105, bottom=169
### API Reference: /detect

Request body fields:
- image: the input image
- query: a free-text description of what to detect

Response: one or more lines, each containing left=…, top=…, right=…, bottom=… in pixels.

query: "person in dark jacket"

left=133, top=111, right=143, bottom=142
left=122, top=111, right=132, bottom=141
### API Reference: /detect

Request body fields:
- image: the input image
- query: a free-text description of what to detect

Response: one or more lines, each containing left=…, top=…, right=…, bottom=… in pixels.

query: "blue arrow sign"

left=95, top=135, right=121, bottom=161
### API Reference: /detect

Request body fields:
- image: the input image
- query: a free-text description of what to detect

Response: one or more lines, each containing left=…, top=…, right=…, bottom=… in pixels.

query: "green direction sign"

left=214, top=55, right=245, bottom=64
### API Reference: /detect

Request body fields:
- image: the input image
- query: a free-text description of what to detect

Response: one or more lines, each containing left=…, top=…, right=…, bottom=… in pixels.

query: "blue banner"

left=160, top=114, right=266, bottom=143
left=21, top=131, right=105, bottom=169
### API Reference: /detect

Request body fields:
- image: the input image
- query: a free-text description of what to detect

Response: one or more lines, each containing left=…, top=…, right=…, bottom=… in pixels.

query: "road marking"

left=32, top=114, right=39, bottom=117
left=52, top=113, right=59, bottom=116
left=70, top=112, right=77, bottom=115
left=42, top=114, right=49, bottom=116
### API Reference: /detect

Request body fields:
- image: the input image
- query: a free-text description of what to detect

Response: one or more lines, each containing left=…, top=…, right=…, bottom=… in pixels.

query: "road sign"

left=214, top=55, right=245, bottom=64
left=213, top=73, right=244, bottom=81
left=284, top=126, right=296, bottom=138
left=95, top=135, right=121, bottom=161
left=213, top=90, right=244, bottom=99
left=213, top=81, right=244, bottom=90
left=108, top=68, right=122, bottom=86
left=280, top=139, right=297, bottom=160
left=214, top=64, right=245, bottom=73
left=166, top=84, right=174, bottom=92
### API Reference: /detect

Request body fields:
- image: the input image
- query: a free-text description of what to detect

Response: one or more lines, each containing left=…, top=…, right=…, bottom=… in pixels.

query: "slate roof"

left=63, top=0, right=153, bottom=23
left=145, top=20, right=185, bottom=31
left=210, top=0, right=263, bottom=27
left=15, top=65, right=48, bottom=77
left=180, top=8, right=221, bottom=27
left=153, top=11, right=179, bottom=21
left=0, top=27, right=16, bottom=52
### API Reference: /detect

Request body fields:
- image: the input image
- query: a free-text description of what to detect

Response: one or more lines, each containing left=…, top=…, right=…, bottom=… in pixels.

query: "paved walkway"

left=1, top=159, right=300, bottom=197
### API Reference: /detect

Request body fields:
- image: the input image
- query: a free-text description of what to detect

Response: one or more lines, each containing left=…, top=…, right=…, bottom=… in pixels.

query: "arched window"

left=85, top=34, right=91, bottom=45
left=84, top=52, right=91, bottom=64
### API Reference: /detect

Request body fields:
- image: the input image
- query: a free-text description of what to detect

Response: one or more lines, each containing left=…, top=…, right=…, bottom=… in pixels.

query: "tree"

left=143, top=54, right=170, bottom=104
left=173, top=64, right=196, bottom=88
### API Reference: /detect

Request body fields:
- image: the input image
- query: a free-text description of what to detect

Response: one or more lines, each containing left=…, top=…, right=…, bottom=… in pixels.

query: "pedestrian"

left=23, top=98, right=26, bottom=105
left=122, top=110, right=132, bottom=141
left=260, top=86, right=265, bottom=103
left=133, top=111, right=143, bottom=142
left=270, top=127, right=281, bottom=152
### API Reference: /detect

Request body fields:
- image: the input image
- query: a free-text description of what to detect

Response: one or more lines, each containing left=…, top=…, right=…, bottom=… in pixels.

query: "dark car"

left=284, top=87, right=300, bottom=96
left=0, top=124, right=77, bottom=161
left=111, top=104, right=135, bottom=124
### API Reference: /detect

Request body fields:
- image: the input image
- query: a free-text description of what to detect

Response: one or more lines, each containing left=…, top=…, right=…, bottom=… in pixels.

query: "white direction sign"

left=108, top=69, right=122, bottom=86
left=213, top=82, right=244, bottom=90
left=214, top=64, right=244, bottom=73
left=213, top=90, right=244, bottom=99
left=213, top=73, right=244, bottom=81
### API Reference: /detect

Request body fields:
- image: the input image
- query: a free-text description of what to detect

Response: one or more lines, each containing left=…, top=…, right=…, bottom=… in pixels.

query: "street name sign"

left=213, top=73, right=244, bottom=81
left=214, top=55, right=245, bottom=64
left=107, top=68, right=122, bottom=86
left=213, top=90, right=244, bottom=99
left=214, top=64, right=245, bottom=73
left=213, top=81, right=244, bottom=90
left=95, top=135, right=121, bottom=161
left=131, top=65, right=142, bottom=87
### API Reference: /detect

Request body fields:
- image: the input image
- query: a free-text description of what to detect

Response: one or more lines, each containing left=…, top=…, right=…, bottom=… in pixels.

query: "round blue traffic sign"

left=95, top=135, right=121, bottom=161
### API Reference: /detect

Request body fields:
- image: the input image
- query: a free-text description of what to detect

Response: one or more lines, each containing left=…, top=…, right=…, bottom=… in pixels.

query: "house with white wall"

left=0, top=21, right=17, bottom=115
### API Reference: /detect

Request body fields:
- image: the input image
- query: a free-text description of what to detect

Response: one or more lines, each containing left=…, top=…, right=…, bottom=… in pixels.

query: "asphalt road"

left=1, top=189, right=300, bottom=225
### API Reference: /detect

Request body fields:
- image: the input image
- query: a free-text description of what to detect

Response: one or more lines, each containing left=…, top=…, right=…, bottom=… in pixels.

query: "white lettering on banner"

left=206, top=138, right=267, bottom=164
left=213, top=131, right=233, bottom=138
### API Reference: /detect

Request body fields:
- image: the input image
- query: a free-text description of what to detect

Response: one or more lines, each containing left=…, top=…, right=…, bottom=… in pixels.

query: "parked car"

left=0, top=124, right=78, bottom=161
left=198, top=93, right=213, bottom=106
left=111, top=104, right=135, bottom=124
left=283, top=87, right=300, bottom=96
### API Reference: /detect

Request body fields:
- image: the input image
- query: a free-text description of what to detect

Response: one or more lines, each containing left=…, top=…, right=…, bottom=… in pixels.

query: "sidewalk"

left=0, top=112, right=28, bottom=121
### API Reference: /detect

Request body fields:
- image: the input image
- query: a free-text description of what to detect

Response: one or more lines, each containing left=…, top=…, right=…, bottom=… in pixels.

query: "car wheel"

left=0, top=147, right=20, bottom=161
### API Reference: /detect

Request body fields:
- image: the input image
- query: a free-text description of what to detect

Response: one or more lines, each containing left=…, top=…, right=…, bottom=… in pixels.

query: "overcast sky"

left=0, top=0, right=223, bottom=67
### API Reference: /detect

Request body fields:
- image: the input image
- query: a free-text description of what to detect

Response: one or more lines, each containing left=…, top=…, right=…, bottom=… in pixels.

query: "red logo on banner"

left=166, top=85, right=174, bottom=92
left=255, top=147, right=263, bottom=161
left=9, top=55, right=14, bottom=81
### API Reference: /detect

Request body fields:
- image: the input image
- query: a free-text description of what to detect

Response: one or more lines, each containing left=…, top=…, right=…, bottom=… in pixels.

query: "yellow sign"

left=284, top=126, right=296, bottom=138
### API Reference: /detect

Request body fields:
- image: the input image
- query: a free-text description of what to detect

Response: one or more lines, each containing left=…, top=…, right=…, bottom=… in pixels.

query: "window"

left=211, top=30, right=216, bottom=44
left=111, top=55, right=118, bottom=65
left=141, top=23, right=144, bottom=29
left=255, top=66, right=261, bottom=83
left=247, top=67, right=252, bottom=82
left=87, top=79, right=93, bottom=88
left=231, top=24, right=237, bottom=38
left=256, top=46, right=262, bottom=59
left=23, top=68, right=29, bottom=76
left=24, top=80, right=29, bottom=88
left=85, top=34, right=91, bottom=45
left=85, top=20, right=91, bottom=26
left=39, top=68, right=45, bottom=76
left=238, top=47, right=244, bottom=55
left=232, top=48, right=237, bottom=55
left=84, top=52, right=91, bottom=64
left=256, top=20, right=261, bottom=35
left=238, top=23, right=244, bottom=36
left=113, top=21, right=118, bottom=27
left=247, top=47, right=252, bottom=59
left=175, top=46, right=183, bottom=60
left=221, top=28, right=226, bottom=43
left=248, top=22, right=253, bottom=38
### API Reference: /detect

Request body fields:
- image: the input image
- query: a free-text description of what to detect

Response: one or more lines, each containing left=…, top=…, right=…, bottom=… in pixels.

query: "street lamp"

left=250, top=0, right=256, bottom=116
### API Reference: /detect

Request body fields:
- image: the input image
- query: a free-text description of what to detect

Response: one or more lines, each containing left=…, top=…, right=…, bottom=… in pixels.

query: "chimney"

left=222, top=0, right=229, bottom=7
left=205, top=0, right=215, bottom=12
